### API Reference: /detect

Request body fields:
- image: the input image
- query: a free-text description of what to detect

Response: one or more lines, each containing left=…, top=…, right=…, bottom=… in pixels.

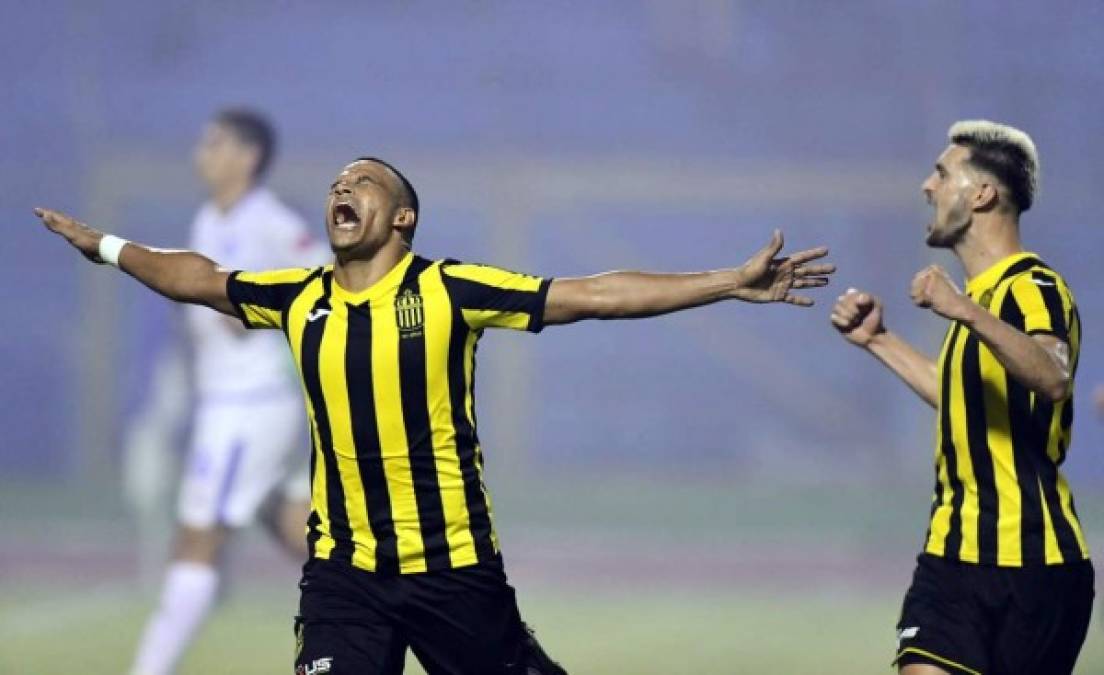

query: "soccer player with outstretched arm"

left=831, top=121, right=1092, bottom=675
left=37, top=156, right=834, bottom=674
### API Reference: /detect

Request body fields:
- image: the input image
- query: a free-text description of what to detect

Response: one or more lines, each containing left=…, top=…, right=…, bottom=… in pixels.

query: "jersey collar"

left=965, top=251, right=1039, bottom=295
left=330, top=251, right=414, bottom=305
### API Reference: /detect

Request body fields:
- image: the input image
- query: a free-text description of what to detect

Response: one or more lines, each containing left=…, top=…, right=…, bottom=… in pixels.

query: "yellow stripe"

left=925, top=328, right=958, bottom=556
left=1037, top=477, right=1063, bottom=564
left=318, top=302, right=377, bottom=570
left=1056, top=473, right=1089, bottom=558
left=442, top=264, right=542, bottom=292
left=1007, top=271, right=1055, bottom=335
left=287, top=280, right=334, bottom=559
left=463, top=329, right=499, bottom=552
left=421, top=267, right=477, bottom=567
left=947, top=325, right=980, bottom=562
left=372, top=289, right=426, bottom=573
left=981, top=282, right=1021, bottom=565
left=895, top=647, right=981, bottom=675
left=236, top=267, right=318, bottom=286
left=241, top=303, right=282, bottom=329
left=461, top=309, right=531, bottom=331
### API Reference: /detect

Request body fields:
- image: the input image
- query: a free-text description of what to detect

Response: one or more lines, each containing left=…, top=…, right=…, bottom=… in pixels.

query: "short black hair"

left=356, top=156, right=420, bottom=215
left=949, top=121, right=1038, bottom=213
left=215, top=108, right=277, bottom=180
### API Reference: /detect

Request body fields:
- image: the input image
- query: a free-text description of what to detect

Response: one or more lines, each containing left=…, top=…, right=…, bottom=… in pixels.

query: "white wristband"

left=98, top=234, right=129, bottom=267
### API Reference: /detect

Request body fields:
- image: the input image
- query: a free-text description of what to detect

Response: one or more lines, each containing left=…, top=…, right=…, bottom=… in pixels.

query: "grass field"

left=2, top=580, right=1103, bottom=673
left=3, top=477, right=1103, bottom=673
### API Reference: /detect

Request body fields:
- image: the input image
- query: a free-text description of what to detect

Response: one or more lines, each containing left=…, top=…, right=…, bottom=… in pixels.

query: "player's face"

left=325, top=161, right=406, bottom=257
left=921, top=144, right=976, bottom=249
left=193, top=122, right=257, bottom=192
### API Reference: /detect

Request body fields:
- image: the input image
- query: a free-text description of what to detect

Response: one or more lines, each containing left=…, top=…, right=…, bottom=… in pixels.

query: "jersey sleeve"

left=440, top=262, right=552, bottom=332
left=226, top=268, right=317, bottom=330
left=1006, top=271, right=1072, bottom=342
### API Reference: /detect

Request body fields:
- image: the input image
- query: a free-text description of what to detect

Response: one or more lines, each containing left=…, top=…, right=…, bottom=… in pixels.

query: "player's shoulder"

left=1006, top=255, right=1073, bottom=296
left=234, top=265, right=326, bottom=286
left=438, top=258, right=538, bottom=279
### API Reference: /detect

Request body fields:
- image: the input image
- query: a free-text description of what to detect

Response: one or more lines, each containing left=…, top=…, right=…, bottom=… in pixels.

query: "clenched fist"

left=910, top=265, right=970, bottom=320
left=830, top=288, right=885, bottom=347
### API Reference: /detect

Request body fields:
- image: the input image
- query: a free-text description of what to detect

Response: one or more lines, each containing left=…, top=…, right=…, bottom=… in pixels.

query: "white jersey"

left=186, top=188, right=327, bottom=400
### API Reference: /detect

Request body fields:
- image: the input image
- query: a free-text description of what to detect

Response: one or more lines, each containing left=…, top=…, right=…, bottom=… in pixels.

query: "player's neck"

left=954, top=214, right=1023, bottom=281
left=333, top=241, right=411, bottom=293
left=211, top=177, right=255, bottom=214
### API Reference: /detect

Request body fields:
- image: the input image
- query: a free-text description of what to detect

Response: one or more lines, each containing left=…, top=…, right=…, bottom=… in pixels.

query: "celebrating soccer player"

left=36, top=156, right=834, bottom=674
left=831, top=121, right=1092, bottom=675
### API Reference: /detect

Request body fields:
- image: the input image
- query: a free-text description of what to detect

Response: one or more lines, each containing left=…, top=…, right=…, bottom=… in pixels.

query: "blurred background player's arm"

left=36, top=208, right=235, bottom=315
left=831, top=288, right=939, bottom=408
left=544, top=230, right=834, bottom=325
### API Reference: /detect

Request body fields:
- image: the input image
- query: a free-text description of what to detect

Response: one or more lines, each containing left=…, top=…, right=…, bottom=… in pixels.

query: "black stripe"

left=1030, top=271, right=1069, bottom=340
left=997, top=256, right=1041, bottom=284
left=397, top=257, right=451, bottom=571
left=305, top=433, right=321, bottom=557
left=281, top=268, right=324, bottom=335
left=299, top=277, right=354, bottom=564
left=999, top=295, right=1046, bottom=565
left=345, top=302, right=400, bottom=575
left=1035, top=444, right=1083, bottom=562
left=959, top=332, right=999, bottom=564
left=442, top=274, right=546, bottom=322
left=441, top=270, right=497, bottom=563
left=939, top=323, right=965, bottom=559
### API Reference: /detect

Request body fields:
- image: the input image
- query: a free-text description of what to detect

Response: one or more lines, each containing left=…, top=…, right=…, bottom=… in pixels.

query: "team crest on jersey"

left=978, top=289, right=994, bottom=310
left=395, top=288, right=425, bottom=335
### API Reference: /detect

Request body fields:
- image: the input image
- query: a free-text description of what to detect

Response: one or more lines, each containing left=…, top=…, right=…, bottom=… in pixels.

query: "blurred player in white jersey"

left=130, top=109, right=327, bottom=675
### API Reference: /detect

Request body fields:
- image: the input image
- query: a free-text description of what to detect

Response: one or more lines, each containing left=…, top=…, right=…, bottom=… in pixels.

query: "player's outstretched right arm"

left=830, top=288, right=938, bottom=408
left=35, top=208, right=236, bottom=316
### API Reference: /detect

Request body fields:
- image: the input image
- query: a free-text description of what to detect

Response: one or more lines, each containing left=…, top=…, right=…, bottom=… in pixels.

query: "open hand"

left=34, top=207, right=104, bottom=263
left=733, top=230, right=835, bottom=306
left=911, top=264, right=969, bottom=320
left=830, top=288, right=885, bottom=347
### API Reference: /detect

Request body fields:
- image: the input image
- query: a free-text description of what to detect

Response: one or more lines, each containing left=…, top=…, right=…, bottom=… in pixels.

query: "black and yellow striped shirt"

left=226, top=252, right=551, bottom=574
left=925, top=252, right=1088, bottom=567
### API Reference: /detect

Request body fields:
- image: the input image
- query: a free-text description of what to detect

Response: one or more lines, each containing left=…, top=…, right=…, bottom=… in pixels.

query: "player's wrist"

left=98, top=234, right=129, bottom=267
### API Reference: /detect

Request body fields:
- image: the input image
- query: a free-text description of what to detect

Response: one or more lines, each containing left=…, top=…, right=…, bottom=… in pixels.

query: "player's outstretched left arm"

left=35, top=208, right=236, bottom=315
left=543, top=230, right=833, bottom=325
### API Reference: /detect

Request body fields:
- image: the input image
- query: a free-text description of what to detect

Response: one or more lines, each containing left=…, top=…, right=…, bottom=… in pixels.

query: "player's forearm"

left=958, top=303, right=1071, bottom=402
left=549, top=269, right=741, bottom=323
left=865, top=331, right=939, bottom=407
left=117, top=243, right=233, bottom=313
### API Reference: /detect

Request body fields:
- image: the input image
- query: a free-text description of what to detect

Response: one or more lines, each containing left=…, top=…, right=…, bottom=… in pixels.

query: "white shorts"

left=177, top=394, right=310, bottom=529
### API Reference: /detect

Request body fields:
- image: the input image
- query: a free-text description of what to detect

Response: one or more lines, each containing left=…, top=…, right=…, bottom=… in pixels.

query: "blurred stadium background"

left=4, top=2, right=1104, bottom=672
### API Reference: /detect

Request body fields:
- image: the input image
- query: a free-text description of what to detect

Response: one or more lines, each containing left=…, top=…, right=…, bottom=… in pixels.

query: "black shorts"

left=894, top=554, right=1094, bottom=675
left=294, top=557, right=566, bottom=675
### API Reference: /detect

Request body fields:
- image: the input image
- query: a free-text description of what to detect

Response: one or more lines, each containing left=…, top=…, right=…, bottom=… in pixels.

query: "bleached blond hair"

left=948, top=120, right=1039, bottom=212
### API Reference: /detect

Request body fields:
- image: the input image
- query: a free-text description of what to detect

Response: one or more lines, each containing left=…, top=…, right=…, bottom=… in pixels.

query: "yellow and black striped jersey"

left=925, top=252, right=1088, bottom=567
left=226, top=252, right=551, bottom=574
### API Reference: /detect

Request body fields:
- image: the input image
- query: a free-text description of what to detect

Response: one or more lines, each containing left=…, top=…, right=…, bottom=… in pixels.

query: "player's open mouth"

left=333, top=202, right=360, bottom=230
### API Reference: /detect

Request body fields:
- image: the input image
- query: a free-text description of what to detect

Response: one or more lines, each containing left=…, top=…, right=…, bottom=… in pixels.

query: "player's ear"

left=974, top=181, right=1000, bottom=212
left=393, top=207, right=417, bottom=231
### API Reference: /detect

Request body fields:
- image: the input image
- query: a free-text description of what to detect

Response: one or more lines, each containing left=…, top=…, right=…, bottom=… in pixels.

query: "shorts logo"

left=297, top=657, right=333, bottom=675
left=897, top=626, right=919, bottom=649
left=395, top=288, right=425, bottom=336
